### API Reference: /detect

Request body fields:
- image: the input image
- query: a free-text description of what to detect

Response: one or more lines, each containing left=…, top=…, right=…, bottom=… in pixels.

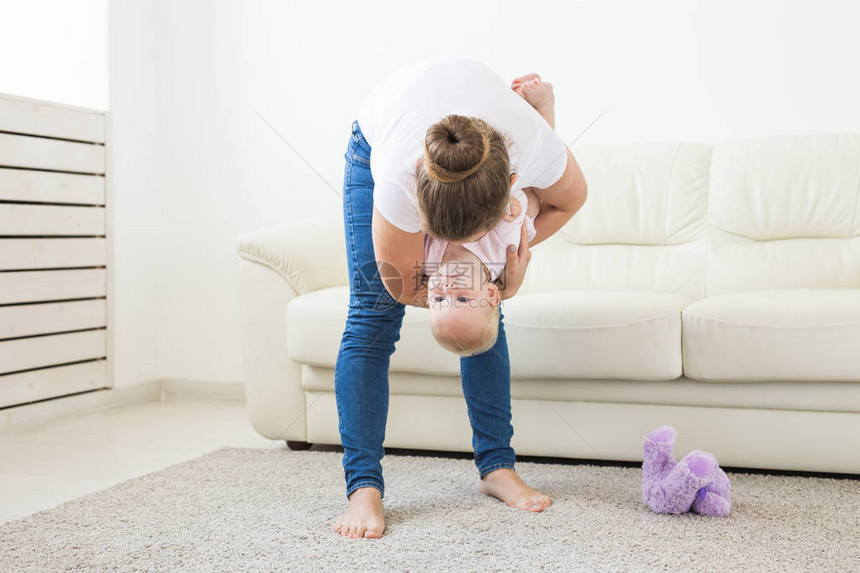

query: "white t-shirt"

left=356, top=55, right=569, bottom=234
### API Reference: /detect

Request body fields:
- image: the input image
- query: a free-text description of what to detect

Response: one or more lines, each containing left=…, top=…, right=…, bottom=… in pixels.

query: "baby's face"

left=428, top=260, right=499, bottom=337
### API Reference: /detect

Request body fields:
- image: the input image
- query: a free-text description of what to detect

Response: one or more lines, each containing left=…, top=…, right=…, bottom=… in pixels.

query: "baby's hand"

left=502, top=196, right=523, bottom=222
left=523, top=187, right=541, bottom=219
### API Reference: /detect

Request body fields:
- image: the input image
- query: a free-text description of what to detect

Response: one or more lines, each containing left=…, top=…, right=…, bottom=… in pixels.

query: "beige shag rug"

left=1, top=447, right=858, bottom=572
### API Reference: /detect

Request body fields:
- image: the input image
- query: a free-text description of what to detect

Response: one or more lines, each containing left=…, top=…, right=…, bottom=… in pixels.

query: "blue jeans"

left=334, top=119, right=516, bottom=500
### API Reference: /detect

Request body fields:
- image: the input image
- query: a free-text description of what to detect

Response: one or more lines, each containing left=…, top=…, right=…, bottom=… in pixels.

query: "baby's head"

left=428, top=258, right=501, bottom=357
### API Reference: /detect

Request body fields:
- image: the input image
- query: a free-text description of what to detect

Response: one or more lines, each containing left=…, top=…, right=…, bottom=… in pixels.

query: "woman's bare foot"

left=479, top=468, right=552, bottom=512
left=511, top=73, right=556, bottom=129
left=334, top=487, right=385, bottom=539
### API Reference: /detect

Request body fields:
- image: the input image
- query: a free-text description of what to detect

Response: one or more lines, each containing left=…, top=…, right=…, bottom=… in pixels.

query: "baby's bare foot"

left=511, top=73, right=555, bottom=129
left=479, top=468, right=552, bottom=512
left=511, top=73, right=540, bottom=94
left=511, top=74, right=555, bottom=111
left=334, top=487, right=385, bottom=539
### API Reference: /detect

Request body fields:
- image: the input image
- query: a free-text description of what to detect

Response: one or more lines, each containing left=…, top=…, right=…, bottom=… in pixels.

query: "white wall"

left=108, top=0, right=860, bottom=388
left=0, top=0, right=108, bottom=109
left=108, top=1, right=162, bottom=387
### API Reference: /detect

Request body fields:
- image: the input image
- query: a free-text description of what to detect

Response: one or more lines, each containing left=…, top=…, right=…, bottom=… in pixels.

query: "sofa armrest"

left=233, top=217, right=347, bottom=295
left=233, top=217, right=345, bottom=441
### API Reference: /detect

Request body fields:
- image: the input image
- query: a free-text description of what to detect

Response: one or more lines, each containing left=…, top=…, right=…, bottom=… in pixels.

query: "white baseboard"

left=0, top=378, right=247, bottom=436
left=0, top=381, right=161, bottom=435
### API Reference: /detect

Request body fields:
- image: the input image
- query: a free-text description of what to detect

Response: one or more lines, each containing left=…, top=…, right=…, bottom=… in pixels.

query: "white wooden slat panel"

left=0, top=269, right=106, bottom=304
left=0, top=204, right=105, bottom=235
left=0, top=330, right=106, bottom=375
left=0, top=360, right=106, bottom=409
left=0, top=168, right=104, bottom=204
left=0, top=133, right=104, bottom=174
left=0, top=94, right=111, bottom=408
left=0, top=238, right=105, bottom=270
left=0, top=300, right=106, bottom=339
left=0, top=94, right=105, bottom=143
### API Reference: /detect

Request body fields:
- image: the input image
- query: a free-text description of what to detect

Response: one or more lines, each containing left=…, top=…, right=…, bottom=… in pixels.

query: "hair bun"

left=423, top=115, right=491, bottom=183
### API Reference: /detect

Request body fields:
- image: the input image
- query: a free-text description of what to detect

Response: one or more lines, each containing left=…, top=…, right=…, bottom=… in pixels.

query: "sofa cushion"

left=563, top=143, right=712, bottom=246
left=503, top=292, right=692, bottom=379
left=519, top=142, right=712, bottom=301
left=287, top=287, right=693, bottom=380
left=707, top=134, right=860, bottom=296
left=682, top=289, right=860, bottom=382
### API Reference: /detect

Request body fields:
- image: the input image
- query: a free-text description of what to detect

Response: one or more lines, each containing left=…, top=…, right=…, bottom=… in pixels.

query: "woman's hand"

left=499, top=219, right=531, bottom=300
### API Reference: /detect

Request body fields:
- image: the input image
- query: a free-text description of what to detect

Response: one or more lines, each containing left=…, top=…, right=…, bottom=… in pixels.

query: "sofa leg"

left=286, top=440, right=312, bottom=451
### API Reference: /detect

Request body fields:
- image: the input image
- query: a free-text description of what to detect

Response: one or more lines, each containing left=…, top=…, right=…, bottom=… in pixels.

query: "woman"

left=334, top=56, right=588, bottom=539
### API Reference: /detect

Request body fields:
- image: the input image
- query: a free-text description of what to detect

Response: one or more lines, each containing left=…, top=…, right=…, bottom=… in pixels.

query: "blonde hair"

left=431, top=306, right=500, bottom=357
left=416, top=115, right=512, bottom=242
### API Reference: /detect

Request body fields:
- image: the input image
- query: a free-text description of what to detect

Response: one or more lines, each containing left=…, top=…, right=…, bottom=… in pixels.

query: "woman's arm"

left=527, top=148, right=588, bottom=247
left=371, top=207, right=430, bottom=308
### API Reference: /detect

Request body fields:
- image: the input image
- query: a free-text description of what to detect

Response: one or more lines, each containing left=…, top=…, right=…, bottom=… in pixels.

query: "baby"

left=424, top=187, right=540, bottom=356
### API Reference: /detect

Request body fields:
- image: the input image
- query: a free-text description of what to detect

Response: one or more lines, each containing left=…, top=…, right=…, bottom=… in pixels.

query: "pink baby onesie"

left=424, top=187, right=538, bottom=282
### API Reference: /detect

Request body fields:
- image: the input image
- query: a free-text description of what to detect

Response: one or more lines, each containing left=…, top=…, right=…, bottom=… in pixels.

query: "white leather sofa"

left=234, top=134, right=860, bottom=474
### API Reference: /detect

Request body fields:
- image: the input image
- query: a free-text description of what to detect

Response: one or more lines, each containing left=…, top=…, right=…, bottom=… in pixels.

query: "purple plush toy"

left=642, top=425, right=732, bottom=517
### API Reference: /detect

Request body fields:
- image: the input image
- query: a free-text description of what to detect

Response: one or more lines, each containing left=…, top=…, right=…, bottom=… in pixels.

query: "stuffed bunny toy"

left=642, top=425, right=732, bottom=517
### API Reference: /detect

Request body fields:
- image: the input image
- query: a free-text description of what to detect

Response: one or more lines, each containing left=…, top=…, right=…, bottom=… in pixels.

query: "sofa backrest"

left=707, top=134, right=860, bottom=296
left=523, top=142, right=712, bottom=299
